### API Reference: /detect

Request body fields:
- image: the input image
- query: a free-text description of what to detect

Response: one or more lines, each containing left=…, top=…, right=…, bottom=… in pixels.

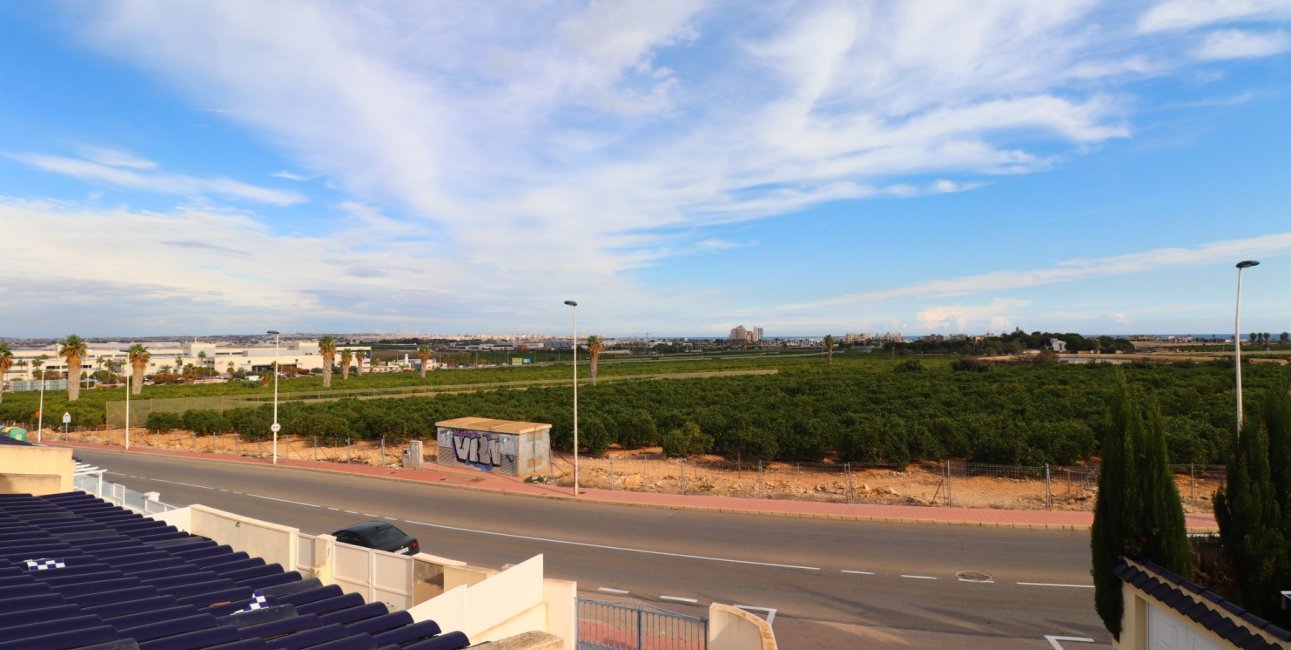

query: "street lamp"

left=1235, top=260, right=1259, bottom=436
left=35, top=356, right=46, bottom=443
left=564, top=300, right=579, bottom=496
left=124, top=361, right=131, bottom=451
left=268, top=330, right=281, bottom=464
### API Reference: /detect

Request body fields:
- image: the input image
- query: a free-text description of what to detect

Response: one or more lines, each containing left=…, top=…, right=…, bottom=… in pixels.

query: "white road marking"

left=840, top=570, right=874, bottom=575
left=401, top=519, right=821, bottom=571
left=384, top=516, right=398, bottom=521
left=327, top=507, right=339, bottom=511
left=958, top=577, right=994, bottom=583
left=245, top=494, right=321, bottom=508
left=362, top=513, right=380, bottom=518
left=1045, top=634, right=1095, bottom=648
left=598, top=587, right=631, bottom=595
left=1019, top=582, right=1094, bottom=589
left=733, top=605, right=777, bottom=626
left=116, top=475, right=214, bottom=491
left=344, top=510, right=359, bottom=515
left=660, top=596, right=698, bottom=604
left=901, top=575, right=937, bottom=580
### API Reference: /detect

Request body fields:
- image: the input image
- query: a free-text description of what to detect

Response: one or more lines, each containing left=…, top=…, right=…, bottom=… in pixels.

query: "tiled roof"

left=1115, top=557, right=1291, bottom=650
left=0, top=491, right=471, bottom=650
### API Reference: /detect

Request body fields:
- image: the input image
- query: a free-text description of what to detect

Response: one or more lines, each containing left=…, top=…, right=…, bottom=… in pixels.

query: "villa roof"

left=0, top=491, right=470, bottom=650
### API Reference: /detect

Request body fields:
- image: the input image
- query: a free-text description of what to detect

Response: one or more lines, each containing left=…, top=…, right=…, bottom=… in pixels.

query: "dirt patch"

left=63, top=428, right=1219, bottom=513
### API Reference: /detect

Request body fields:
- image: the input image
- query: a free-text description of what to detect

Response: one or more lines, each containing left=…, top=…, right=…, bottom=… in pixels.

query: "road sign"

left=62, top=412, right=71, bottom=424
left=270, top=423, right=281, bottom=433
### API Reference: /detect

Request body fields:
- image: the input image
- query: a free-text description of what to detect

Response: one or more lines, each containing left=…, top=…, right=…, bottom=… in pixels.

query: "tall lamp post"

left=35, top=356, right=46, bottom=443
left=267, top=330, right=281, bottom=464
left=563, top=300, right=579, bottom=496
left=1235, top=260, right=1259, bottom=436
left=124, top=362, right=131, bottom=451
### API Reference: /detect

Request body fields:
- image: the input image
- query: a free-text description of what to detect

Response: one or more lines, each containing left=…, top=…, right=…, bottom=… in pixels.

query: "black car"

left=332, top=521, right=420, bottom=556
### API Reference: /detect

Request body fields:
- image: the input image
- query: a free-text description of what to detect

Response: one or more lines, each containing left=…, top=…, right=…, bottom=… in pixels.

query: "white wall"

left=709, top=603, right=777, bottom=650
left=187, top=504, right=299, bottom=571
left=405, top=555, right=567, bottom=644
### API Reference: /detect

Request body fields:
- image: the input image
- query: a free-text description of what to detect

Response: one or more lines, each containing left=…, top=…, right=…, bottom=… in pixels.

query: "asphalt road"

left=75, top=449, right=1111, bottom=648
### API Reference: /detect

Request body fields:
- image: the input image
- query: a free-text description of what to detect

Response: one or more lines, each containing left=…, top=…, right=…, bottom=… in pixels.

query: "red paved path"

left=54, top=440, right=1219, bottom=532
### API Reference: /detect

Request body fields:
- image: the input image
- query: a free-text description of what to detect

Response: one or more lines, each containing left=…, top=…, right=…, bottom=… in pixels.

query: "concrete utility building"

left=434, top=417, right=552, bottom=478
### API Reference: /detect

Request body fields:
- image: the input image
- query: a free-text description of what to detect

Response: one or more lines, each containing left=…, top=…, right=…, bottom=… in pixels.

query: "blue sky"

left=2, top=1, right=1290, bottom=338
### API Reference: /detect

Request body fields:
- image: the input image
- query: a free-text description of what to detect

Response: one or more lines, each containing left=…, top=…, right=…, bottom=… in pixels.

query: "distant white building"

left=728, top=325, right=763, bottom=343
left=1044, top=338, right=1067, bottom=353
left=1, top=339, right=371, bottom=388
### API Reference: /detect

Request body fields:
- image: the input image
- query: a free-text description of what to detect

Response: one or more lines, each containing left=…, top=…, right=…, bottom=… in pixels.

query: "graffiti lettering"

left=452, top=431, right=504, bottom=467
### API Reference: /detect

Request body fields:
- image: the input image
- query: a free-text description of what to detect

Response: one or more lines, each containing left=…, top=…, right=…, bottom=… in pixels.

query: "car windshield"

left=365, top=525, right=407, bottom=546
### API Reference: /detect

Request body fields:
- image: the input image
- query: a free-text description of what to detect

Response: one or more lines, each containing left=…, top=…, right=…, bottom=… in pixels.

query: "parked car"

left=332, top=521, right=420, bottom=555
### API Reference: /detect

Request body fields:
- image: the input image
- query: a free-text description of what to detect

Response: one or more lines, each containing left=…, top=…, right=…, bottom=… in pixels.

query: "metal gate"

left=578, top=597, right=708, bottom=650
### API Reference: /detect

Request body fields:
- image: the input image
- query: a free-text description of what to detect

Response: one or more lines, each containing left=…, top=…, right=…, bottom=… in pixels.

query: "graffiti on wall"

left=446, top=429, right=516, bottom=471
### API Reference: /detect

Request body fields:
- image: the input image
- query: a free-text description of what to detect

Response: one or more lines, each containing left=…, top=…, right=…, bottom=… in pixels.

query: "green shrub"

left=661, top=422, right=712, bottom=457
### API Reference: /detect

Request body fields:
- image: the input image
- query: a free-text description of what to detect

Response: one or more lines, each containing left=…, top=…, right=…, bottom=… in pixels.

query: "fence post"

left=759, top=460, right=765, bottom=498
left=845, top=463, right=853, bottom=503
left=636, top=606, right=643, bottom=650
left=609, top=459, right=615, bottom=491
left=192, top=432, right=197, bottom=452
left=1045, top=463, right=1052, bottom=510
left=347, top=438, right=352, bottom=464
left=1191, top=463, right=1196, bottom=499
left=381, top=437, right=386, bottom=466
left=314, top=436, right=318, bottom=462
left=945, top=460, right=952, bottom=507
left=679, top=458, right=686, bottom=495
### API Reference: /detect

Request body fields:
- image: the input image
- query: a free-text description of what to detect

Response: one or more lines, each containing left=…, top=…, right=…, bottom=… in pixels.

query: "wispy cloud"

left=8, top=152, right=306, bottom=206
left=781, top=233, right=1291, bottom=310
left=1194, top=29, right=1291, bottom=60
left=1138, top=0, right=1291, bottom=34
left=75, top=144, right=157, bottom=169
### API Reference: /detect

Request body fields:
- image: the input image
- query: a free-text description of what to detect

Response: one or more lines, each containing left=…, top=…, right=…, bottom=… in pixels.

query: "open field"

left=57, top=427, right=1223, bottom=513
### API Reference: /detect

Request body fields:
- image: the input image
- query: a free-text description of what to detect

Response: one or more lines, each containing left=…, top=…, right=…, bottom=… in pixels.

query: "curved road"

left=75, top=448, right=1109, bottom=648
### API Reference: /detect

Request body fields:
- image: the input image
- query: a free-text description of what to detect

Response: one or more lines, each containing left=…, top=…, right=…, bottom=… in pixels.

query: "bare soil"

left=63, top=428, right=1219, bottom=513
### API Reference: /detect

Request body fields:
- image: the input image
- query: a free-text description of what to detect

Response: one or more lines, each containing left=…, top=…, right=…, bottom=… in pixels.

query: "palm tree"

left=0, top=343, right=12, bottom=405
left=340, top=349, right=353, bottom=380
left=127, top=344, right=150, bottom=395
left=32, top=355, right=46, bottom=380
left=226, top=361, right=236, bottom=379
left=355, top=350, right=365, bottom=375
left=319, top=336, right=337, bottom=388
left=417, top=344, right=433, bottom=379
left=824, top=334, right=835, bottom=365
left=59, top=334, right=88, bottom=401
left=586, top=335, right=603, bottom=384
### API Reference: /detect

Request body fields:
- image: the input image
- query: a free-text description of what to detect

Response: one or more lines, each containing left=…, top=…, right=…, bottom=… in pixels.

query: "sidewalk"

left=53, top=439, right=1220, bottom=532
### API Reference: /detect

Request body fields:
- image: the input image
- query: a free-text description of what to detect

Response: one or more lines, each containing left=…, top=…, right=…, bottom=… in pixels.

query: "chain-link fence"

left=49, top=426, right=1227, bottom=512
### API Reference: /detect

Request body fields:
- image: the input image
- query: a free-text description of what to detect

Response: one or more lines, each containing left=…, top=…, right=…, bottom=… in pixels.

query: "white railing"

left=74, top=472, right=177, bottom=514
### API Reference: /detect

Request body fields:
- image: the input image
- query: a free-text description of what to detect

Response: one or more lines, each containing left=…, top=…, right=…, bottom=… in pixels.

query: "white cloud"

left=75, top=145, right=157, bottom=169
left=917, top=298, right=1029, bottom=333
left=8, top=152, right=306, bottom=206
left=781, top=232, right=1291, bottom=310
left=15, top=1, right=1287, bottom=334
left=1194, top=29, right=1291, bottom=60
left=1138, top=0, right=1291, bottom=34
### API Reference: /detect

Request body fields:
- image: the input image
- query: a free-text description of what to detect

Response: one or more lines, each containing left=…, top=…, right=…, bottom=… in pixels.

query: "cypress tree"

left=1092, top=376, right=1136, bottom=638
left=1134, top=401, right=1191, bottom=576
left=1091, top=374, right=1191, bottom=638
left=1215, top=383, right=1291, bottom=624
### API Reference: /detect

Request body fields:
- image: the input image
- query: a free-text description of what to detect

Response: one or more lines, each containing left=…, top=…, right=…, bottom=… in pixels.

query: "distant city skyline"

left=2, top=2, right=1290, bottom=338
